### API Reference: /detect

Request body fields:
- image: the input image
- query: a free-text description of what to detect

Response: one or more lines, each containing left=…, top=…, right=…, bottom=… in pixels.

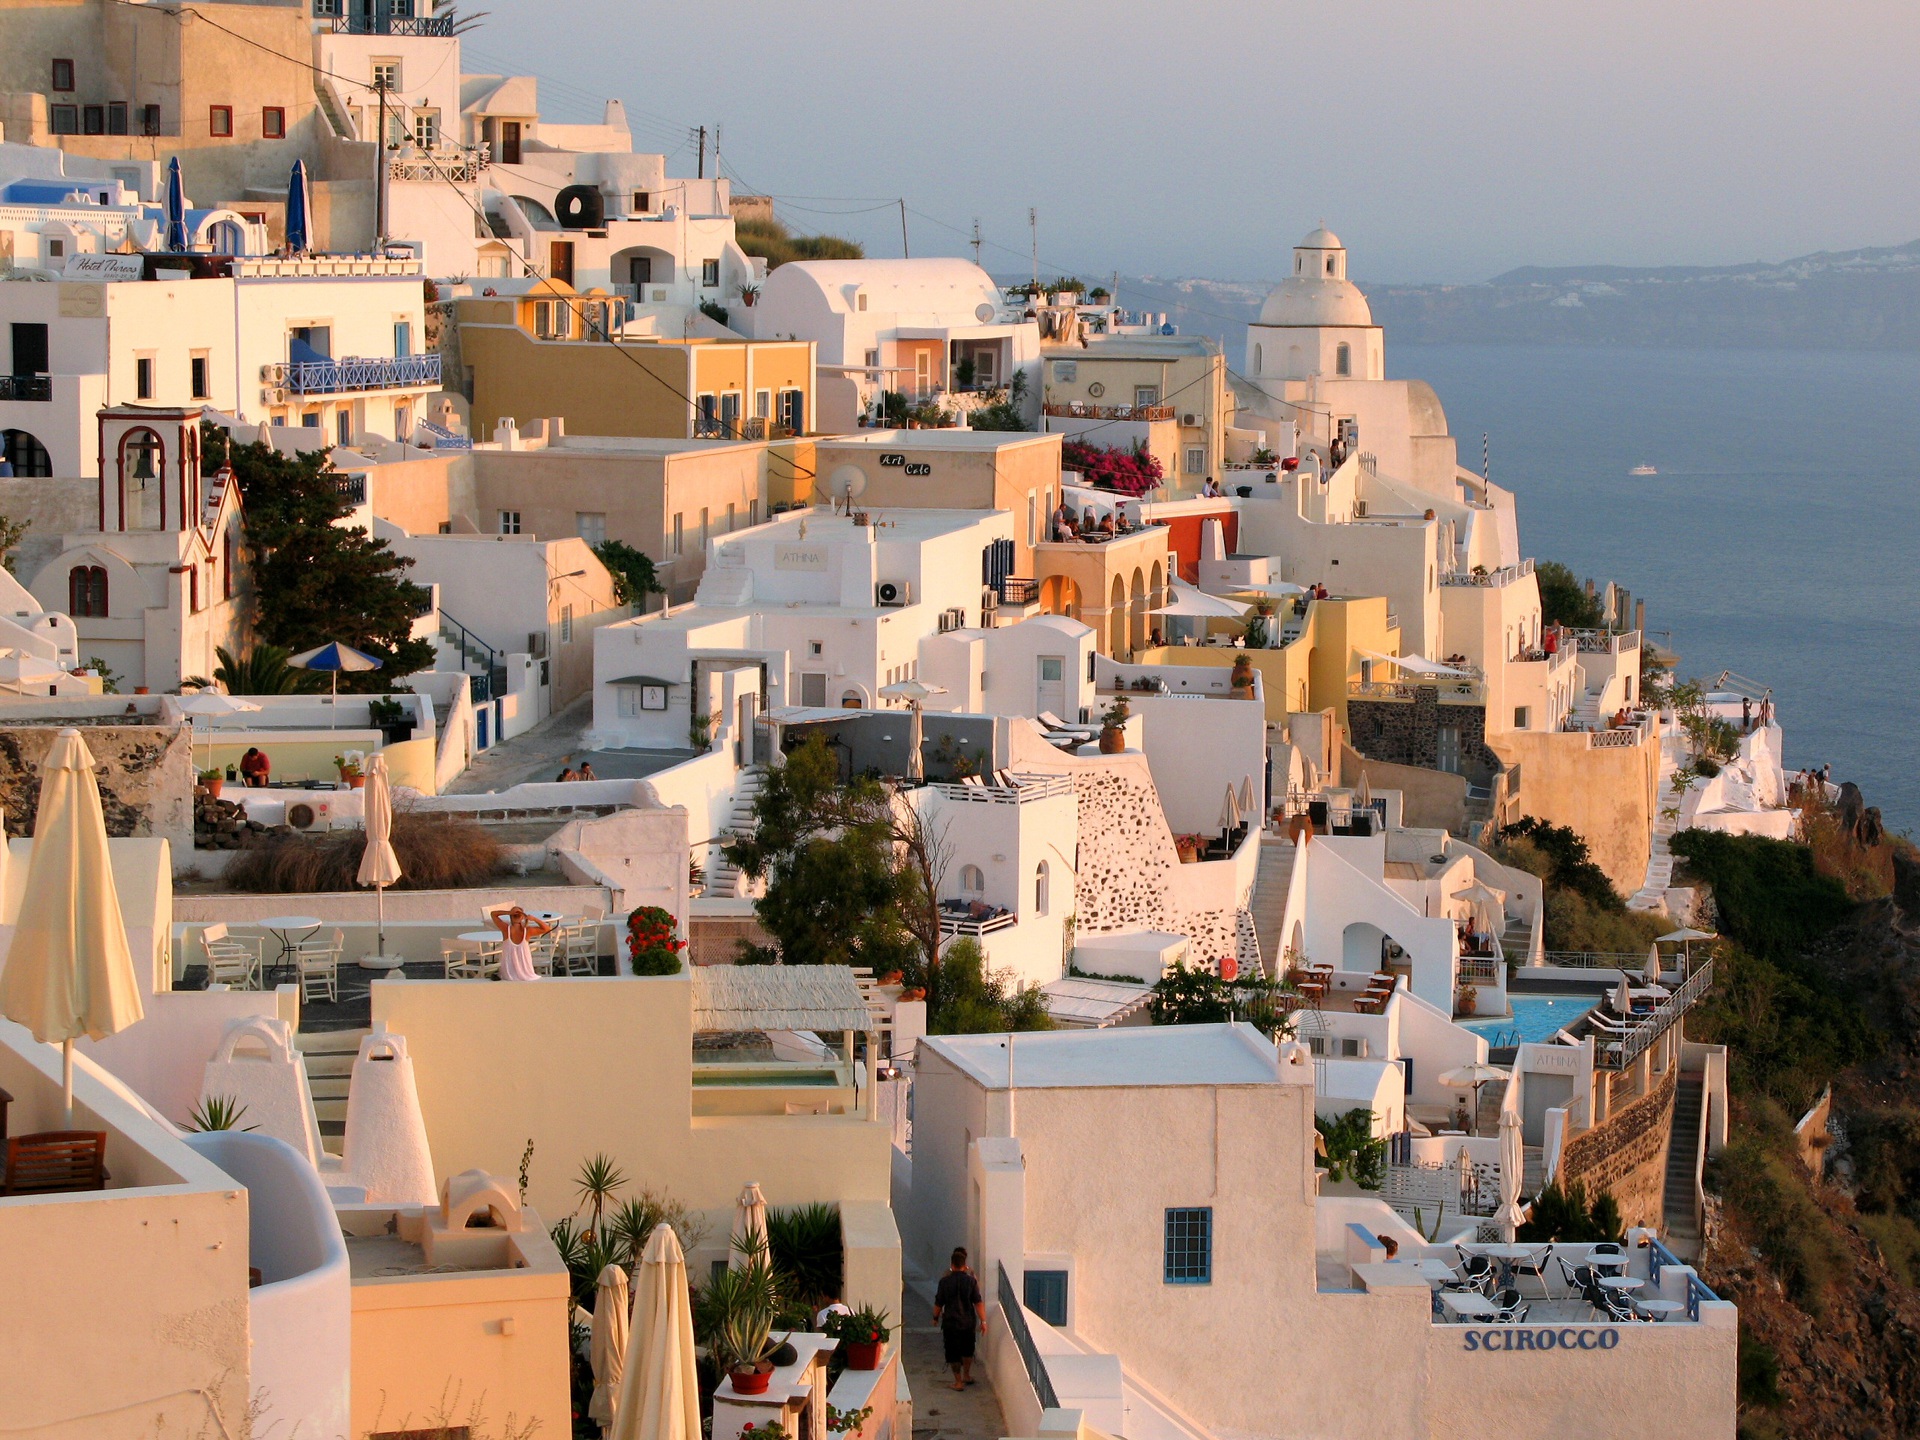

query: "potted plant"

left=827, top=1304, right=892, bottom=1370
left=626, top=905, right=686, bottom=975
left=334, top=753, right=365, bottom=788
left=1098, top=697, right=1130, bottom=754
left=197, top=768, right=223, bottom=800
left=738, top=283, right=761, bottom=308
left=367, top=695, right=415, bottom=745
left=1230, top=652, right=1257, bottom=697
left=1088, top=286, right=1110, bottom=303
left=1175, top=834, right=1201, bottom=864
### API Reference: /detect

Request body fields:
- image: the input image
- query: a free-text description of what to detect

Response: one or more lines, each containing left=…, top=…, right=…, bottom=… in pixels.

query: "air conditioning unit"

left=937, top=605, right=967, bottom=633
left=875, top=580, right=910, bottom=607
left=980, top=586, right=999, bottom=613
left=1182, top=413, right=1199, bottom=427
left=285, top=797, right=338, bottom=832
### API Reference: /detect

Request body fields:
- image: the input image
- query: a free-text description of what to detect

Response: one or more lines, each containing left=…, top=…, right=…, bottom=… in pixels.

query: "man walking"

left=932, top=1247, right=986, bottom=1391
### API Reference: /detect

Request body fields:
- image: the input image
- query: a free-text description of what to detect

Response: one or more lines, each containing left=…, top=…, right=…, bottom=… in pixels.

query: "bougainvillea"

left=626, top=905, right=686, bottom=975
left=1061, top=440, right=1165, bottom=498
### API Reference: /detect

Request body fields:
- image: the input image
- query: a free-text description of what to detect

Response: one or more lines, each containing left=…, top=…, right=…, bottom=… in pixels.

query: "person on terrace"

left=491, top=905, right=553, bottom=982
left=239, top=747, right=271, bottom=787
left=1052, top=499, right=1077, bottom=541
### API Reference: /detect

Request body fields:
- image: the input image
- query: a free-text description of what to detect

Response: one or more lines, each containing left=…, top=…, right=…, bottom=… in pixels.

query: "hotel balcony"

left=1348, top=676, right=1488, bottom=706
left=0, top=375, right=52, bottom=402
left=325, top=11, right=455, bottom=35
left=1439, top=558, right=1536, bottom=588
left=263, top=352, right=441, bottom=396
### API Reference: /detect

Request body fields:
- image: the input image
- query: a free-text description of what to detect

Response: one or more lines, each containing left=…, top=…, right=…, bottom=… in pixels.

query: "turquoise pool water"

left=1462, top=992, right=1604, bottom=1047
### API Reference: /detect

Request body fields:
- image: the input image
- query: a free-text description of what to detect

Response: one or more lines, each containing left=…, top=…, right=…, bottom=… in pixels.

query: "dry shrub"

left=224, top=810, right=503, bottom=893
left=1798, top=796, right=1900, bottom=901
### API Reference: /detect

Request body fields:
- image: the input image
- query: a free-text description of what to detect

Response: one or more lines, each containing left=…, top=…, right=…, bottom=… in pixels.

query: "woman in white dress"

left=490, top=905, right=553, bottom=982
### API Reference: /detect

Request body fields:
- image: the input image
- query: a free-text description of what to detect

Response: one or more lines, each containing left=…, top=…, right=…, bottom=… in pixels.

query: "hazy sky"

left=465, top=0, right=1920, bottom=284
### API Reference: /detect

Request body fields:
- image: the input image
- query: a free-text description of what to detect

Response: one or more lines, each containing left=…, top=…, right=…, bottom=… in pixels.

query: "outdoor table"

left=1440, top=1290, right=1497, bottom=1321
left=1598, top=1275, right=1643, bottom=1293
left=1588, top=1253, right=1630, bottom=1274
left=1415, top=1259, right=1459, bottom=1285
left=457, top=930, right=506, bottom=947
left=1635, top=1298, right=1684, bottom=1321
left=257, top=915, right=322, bottom=981
left=1476, top=1243, right=1540, bottom=1289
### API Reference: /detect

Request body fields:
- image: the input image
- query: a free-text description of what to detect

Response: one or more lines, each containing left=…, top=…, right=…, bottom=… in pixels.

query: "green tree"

left=0, top=513, right=28, bottom=575
left=1314, top=1108, right=1386, bottom=1188
left=735, top=216, right=864, bottom=268
left=183, top=643, right=324, bottom=696
left=594, top=539, right=664, bottom=607
left=929, top=937, right=1053, bottom=1034
left=967, top=370, right=1031, bottom=432
left=1534, top=560, right=1604, bottom=630
left=1148, top=960, right=1295, bottom=1038
left=206, top=424, right=435, bottom=685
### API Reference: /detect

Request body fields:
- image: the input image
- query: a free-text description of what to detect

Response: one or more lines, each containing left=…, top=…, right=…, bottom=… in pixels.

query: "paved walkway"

left=900, top=1277, right=1005, bottom=1440
left=443, top=695, right=695, bottom=794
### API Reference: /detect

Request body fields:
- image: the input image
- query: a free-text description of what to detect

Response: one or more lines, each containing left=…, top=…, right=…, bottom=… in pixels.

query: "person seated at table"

left=1095, top=511, right=1116, bottom=537
left=578, top=760, right=597, bottom=782
left=1377, top=1234, right=1400, bottom=1260
left=239, top=747, right=271, bottom=788
left=1052, top=500, right=1077, bottom=541
left=556, top=765, right=579, bottom=782
left=1114, top=501, right=1134, bottom=533
left=1201, top=476, right=1224, bottom=498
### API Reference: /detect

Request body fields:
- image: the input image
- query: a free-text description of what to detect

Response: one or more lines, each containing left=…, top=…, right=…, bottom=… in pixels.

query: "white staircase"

left=695, top=563, right=753, bottom=607
left=299, top=1027, right=367, bottom=1156
left=1628, top=727, right=1684, bottom=911
left=1571, top=687, right=1604, bottom=730
left=1250, top=834, right=1300, bottom=972
left=703, top=767, right=767, bottom=896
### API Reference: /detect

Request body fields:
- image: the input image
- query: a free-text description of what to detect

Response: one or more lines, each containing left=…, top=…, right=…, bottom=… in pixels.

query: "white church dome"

left=1256, top=227, right=1374, bottom=328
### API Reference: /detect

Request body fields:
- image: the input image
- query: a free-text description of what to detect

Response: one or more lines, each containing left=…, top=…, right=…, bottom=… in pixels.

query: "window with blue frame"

left=1164, top=1208, right=1212, bottom=1284
left=1023, top=1270, right=1069, bottom=1326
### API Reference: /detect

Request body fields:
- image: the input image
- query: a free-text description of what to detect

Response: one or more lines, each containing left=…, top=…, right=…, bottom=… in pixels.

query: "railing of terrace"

left=1044, top=401, right=1176, bottom=422
left=271, top=352, right=442, bottom=394
left=0, top=375, right=52, bottom=402
left=1648, top=1236, right=1722, bottom=1320
left=1539, top=951, right=1654, bottom=969
left=1595, top=959, right=1714, bottom=1071
left=997, top=1263, right=1060, bottom=1409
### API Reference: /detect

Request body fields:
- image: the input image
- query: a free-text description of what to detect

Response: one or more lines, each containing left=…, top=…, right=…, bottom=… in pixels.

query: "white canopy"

left=1151, top=581, right=1252, bottom=619
left=1360, top=650, right=1476, bottom=679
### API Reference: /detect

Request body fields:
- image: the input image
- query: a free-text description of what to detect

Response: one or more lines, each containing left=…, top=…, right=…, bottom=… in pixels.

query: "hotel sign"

left=879, top=453, right=931, bottom=476
left=1463, top=1327, right=1621, bottom=1352
left=775, top=545, right=829, bottom=572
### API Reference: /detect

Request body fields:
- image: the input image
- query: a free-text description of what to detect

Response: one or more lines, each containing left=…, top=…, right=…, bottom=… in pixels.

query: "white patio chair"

left=563, top=921, right=599, bottom=976
left=201, top=923, right=262, bottom=990
left=293, top=928, right=345, bottom=1004
left=442, top=936, right=495, bottom=979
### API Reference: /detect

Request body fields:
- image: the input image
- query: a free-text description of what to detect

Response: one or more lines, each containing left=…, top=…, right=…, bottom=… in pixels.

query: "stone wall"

left=0, top=724, right=194, bottom=853
left=1346, top=692, right=1498, bottom=782
left=1559, top=1063, right=1676, bottom=1231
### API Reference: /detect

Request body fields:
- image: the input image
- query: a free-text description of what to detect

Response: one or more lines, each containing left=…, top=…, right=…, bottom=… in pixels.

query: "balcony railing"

left=327, top=13, right=455, bottom=35
left=1457, top=953, right=1502, bottom=985
left=0, top=375, right=52, bottom=402
left=1563, top=627, right=1642, bottom=655
left=939, top=909, right=1018, bottom=937
left=1439, top=559, right=1536, bottom=588
left=694, top=416, right=771, bottom=441
left=1044, top=401, right=1177, bottom=422
left=995, top=577, right=1038, bottom=606
left=1587, top=726, right=1645, bottom=750
left=267, top=352, right=441, bottom=395
left=336, top=474, right=367, bottom=505
left=388, top=147, right=489, bottom=184
left=1593, top=958, right=1713, bottom=1071
left=1347, top=678, right=1487, bottom=705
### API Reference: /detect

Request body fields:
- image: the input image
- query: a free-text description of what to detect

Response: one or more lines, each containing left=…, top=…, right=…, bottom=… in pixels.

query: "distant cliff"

left=1107, top=241, right=1920, bottom=352
left=1369, top=241, right=1920, bottom=350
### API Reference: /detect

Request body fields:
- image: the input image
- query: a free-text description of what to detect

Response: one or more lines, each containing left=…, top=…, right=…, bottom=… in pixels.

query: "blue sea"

left=1393, top=344, right=1920, bottom=833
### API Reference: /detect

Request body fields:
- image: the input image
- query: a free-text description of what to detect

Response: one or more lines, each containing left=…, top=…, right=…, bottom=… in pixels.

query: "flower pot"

left=845, top=1339, right=884, bottom=1370
left=1098, top=724, right=1125, bottom=754
left=899, top=987, right=925, bottom=1002
left=730, top=1364, right=773, bottom=1395
left=202, top=777, right=223, bottom=800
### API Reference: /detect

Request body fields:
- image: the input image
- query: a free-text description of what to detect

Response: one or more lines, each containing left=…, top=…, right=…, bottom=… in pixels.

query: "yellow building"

left=1041, top=334, right=1236, bottom=496
left=455, top=283, right=817, bottom=443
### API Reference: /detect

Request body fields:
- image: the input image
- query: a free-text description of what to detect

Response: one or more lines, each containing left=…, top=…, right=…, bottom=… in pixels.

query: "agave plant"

left=187, top=1094, right=254, bottom=1132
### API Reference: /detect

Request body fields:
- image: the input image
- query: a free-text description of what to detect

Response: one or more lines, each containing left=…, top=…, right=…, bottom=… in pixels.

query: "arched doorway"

left=1108, top=575, right=1127, bottom=658
left=1128, top=568, right=1147, bottom=654
left=2, top=429, right=52, bottom=477
left=1039, top=575, right=1080, bottom=621
left=613, top=246, right=677, bottom=293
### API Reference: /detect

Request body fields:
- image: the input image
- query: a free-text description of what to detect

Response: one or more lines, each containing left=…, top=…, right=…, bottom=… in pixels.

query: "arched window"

left=840, top=689, right=863, bottom=710
left=1253, top=343, right=1263, bottom=374
left=1034, top=861, right=1050, bottom=916
left=68, top=564, right=107, bottom=617
left=1335, top=343, right=1351, bottom=377
left=1325, top=256, right=1336, bottom=275
left=2, top=429, right=52, bottom=478
left=1295, top=256, right=1302, bottom=273
left=959, top=864, right=985, bottom=894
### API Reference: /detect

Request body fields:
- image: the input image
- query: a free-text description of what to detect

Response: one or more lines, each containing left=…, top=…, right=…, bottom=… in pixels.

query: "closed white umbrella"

left=1219, top=783, right=1242, bottom=834
left=356, top=753, right=403, bottom=970
left=729, top=1180, right=769, bottom=1269
left=610, top=1224, right=701, bottom=1440
left=879, top=679, right=947, bottom=783
left=1497, top=1107, right=1527, bottom=1242
left=0, top=728, right=145, bottom=1122
left=590, top=1263, right=631, bottom=1436
left=1238, top=774, right=1256, bottom=817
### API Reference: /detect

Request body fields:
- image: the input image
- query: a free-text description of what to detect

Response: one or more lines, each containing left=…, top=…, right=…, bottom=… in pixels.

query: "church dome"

left=1256, top=226, right=1374, bottom=328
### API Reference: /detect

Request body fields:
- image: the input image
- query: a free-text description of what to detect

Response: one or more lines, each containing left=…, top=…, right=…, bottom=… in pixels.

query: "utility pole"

left=712, top=122, right=721, bottom=179
left=1028, top=207, right=1038, bottom=292
left=970, top=218, right=982, bottom=266
left=696, top=125, right=706, bottom=179
left=373, top=75, right=389, bottom=250
left=899, top=198, right=909, bottom=259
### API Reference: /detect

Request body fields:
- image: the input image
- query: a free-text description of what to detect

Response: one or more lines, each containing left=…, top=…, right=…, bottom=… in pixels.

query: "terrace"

left=267, top=352, right=442, bottom=395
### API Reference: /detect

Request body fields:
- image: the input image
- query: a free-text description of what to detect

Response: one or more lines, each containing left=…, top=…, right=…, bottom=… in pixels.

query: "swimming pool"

left=1462, top=992, right=1605, bottom=1047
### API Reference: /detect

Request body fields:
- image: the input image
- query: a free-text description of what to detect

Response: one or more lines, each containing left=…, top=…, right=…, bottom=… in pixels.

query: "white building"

left=743, top=259, right=1042, bottom=431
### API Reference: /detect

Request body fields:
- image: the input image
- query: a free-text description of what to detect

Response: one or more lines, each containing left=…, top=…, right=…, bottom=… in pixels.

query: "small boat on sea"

left=1628, top=463, right=1658, bottom=476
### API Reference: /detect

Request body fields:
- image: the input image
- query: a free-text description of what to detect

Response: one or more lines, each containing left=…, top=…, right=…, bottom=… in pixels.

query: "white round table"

left=1475, top=1244, right=1539, bottom=1287
left=457, top=930, right=506, bottom=946
left=1599, top=1275, right=1643, bottom=1293
left=1635, top=1298, right=1684, bottom=1321
left=256, top=915, right=322, bottom=978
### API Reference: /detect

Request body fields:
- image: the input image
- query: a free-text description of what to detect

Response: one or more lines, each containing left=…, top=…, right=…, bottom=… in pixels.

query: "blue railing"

left=327, top=13, right=455, bottom=35
left=1647, top=1236, right=1720, bottom=1320
left=415, top=419, right=471, bottom=451
left=280, top=352, right=441, bottom=395
left=996, top=1264, right=1058, bottom=1409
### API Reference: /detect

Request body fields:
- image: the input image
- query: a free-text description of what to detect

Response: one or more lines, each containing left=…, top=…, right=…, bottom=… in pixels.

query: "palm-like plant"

left=187, top=1094, right=254, bottom=1131
left=767, top=1202, right=843, bottom=1307
left=183, top=643, right=324, bottom=696
left=574, top=1152, right=628, bottom=1239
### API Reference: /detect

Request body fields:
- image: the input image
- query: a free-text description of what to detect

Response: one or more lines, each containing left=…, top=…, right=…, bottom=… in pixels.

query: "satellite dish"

left=828, top=465, right=867, bottom=509
left=975, top=302, right=995, bottom=323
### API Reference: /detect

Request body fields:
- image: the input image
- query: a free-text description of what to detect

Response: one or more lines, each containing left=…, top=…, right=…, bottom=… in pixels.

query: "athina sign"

left=1463, top=1327, right=1622, bottom=1352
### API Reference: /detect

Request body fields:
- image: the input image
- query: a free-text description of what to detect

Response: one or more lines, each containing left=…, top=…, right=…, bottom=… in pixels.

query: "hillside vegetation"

left=735, top=216, right=863, bottom=269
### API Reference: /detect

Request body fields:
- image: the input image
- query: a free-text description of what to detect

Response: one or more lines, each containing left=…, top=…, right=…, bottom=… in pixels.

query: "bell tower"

left=96, top=405, right=203, bottom=533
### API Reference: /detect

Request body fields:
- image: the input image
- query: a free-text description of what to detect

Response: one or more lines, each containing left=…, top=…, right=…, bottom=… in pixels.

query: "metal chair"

left=1510, top=1242, right=1556, bottom=1298
left=200, top=923, right=262, bottom=990
left=1493, top=1296, right=1530, bottom=1324
left=293, top=928, right=344, bottom=1004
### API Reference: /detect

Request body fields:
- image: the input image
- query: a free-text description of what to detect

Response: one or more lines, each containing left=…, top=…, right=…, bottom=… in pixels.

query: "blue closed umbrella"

left=163, top=157, right=188, bottom=252
left=285, top=159, right=310, bottom=254
left=290, top=641, right=384, bottom=727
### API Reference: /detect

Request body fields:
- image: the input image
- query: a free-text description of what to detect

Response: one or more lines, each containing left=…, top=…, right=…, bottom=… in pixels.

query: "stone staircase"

left=1663, top=1070, right=1706, bottom=1256
left=300, top=1027, right=366, bottom=1156
left=1500, top=914, right=1533, bottom=965
left=703, top=767, right=766, bottom=896
left=1251, top=834, right=1299, bottom=971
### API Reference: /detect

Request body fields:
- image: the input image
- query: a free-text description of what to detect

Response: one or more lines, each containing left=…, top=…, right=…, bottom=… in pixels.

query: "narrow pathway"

left=900, top=1277, right=1005, bottom=1440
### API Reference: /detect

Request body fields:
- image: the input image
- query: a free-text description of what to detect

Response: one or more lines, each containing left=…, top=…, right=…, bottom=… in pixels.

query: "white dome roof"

left=1298, top=226, right=1343, bottom=250
left=1257, top=276, right=1373, bottom=327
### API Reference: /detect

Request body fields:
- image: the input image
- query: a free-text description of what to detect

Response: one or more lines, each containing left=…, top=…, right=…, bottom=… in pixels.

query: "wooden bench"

left=3, top=1130, right=108, bottom=1195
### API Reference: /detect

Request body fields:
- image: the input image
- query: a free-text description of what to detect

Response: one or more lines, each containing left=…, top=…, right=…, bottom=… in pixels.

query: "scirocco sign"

left=1464, top=1327, right=1621, bottom=1352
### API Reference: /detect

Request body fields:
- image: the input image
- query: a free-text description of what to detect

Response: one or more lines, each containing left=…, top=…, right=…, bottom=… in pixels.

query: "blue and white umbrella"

left=163, top=157, right=188, bottom=252
left=285, top=159, right=311, bottom=254
left=290, top=641, right=384, bottom=727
